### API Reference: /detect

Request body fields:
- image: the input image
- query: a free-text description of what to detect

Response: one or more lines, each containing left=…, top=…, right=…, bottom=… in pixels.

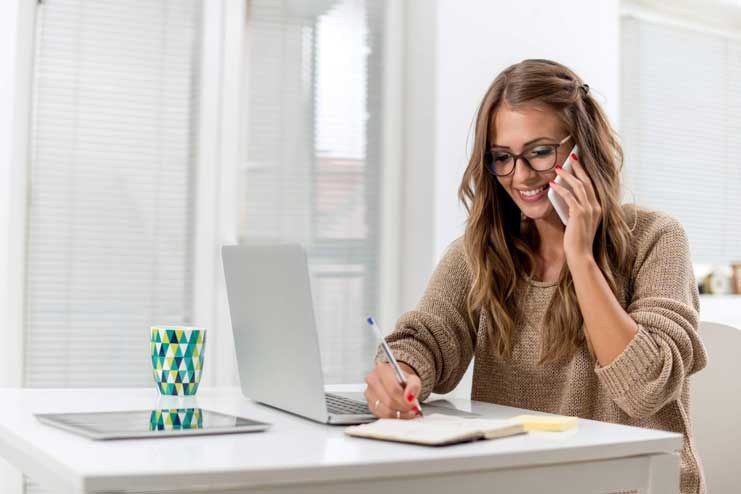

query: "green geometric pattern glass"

left=150, top=327, right=206, bottom=396
left=149, top=407, right=203, bottom=431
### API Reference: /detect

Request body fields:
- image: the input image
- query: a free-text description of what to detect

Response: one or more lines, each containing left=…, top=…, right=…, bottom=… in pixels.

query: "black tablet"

left=35, top=408, right=271, bottom=440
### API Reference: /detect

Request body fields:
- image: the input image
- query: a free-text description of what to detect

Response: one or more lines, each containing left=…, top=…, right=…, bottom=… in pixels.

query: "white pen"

left=366, top=316, right=423, bottom=417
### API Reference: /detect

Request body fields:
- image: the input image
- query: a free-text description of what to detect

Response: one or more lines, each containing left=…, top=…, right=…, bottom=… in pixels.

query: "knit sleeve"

left=594, top=214, right=708, bottom=419
left=374, top=239, right=476, bottom=401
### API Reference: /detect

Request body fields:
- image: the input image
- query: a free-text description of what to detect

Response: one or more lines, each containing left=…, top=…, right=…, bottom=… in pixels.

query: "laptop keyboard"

left=325, top=393, right=372, bottom=415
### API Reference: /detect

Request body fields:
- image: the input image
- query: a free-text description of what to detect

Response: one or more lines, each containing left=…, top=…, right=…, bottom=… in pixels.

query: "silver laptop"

left=221, top=243, right=376, bottom=425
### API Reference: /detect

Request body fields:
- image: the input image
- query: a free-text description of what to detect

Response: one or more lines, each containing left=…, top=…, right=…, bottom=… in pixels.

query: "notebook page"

left=345, top=413, right=524, bottom=445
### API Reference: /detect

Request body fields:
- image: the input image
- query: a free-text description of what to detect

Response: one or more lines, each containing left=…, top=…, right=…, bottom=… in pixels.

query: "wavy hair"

left=459, top=59, right=634, bottom=365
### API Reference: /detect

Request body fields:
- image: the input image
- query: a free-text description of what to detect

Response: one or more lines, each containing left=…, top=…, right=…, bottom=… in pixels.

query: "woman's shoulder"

left=619, top=204, right=691, bottom=273
left=445, top=236, right=466, bottom=256
left=436, top=236, right=474, bottom=278
left=620, top=203, right=687, bottom=243
left=440, top=236, right=469, bottom=267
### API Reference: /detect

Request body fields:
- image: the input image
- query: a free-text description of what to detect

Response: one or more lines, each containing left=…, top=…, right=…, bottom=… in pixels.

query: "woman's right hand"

left=364, top=361, right=422, bottom=419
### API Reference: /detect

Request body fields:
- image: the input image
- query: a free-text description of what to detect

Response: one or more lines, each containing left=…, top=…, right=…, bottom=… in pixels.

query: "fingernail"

left=406, top=393, right=414, bottom=403
left=412, top=405, right=420, bottom=413
left=571, top=153, right=578, bottom=160
left=555, top=165, right=562, bottom=170
left=549, top=180, right=555, bottom=185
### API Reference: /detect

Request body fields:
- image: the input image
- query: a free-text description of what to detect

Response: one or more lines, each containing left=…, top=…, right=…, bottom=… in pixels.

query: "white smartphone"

left=547, top=144, right=579, bottom=225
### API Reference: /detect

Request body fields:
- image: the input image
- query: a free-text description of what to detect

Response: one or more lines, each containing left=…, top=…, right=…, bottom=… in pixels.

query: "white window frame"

left=378, top=0, right=404, bottom=327
left=1, top=0, right=35, bottom=389
left=190, top=0, right=242, bottom=388
left=1, top=3, right=35, bottom=493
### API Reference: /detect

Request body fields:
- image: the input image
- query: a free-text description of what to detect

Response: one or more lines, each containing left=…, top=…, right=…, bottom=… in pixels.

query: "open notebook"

left=344, top=413, right=527, bottom=446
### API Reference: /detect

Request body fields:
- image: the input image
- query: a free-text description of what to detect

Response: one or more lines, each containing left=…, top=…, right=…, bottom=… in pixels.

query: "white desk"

left=0, top=386, right=682, bottom=494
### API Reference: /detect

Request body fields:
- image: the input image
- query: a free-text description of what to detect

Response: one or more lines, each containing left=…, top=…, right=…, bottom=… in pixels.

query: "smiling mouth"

left=516, top=183, right=549, bottom=201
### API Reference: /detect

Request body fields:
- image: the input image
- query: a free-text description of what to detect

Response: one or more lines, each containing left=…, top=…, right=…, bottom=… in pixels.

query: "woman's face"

left=491, top=104, right=570, bottom=221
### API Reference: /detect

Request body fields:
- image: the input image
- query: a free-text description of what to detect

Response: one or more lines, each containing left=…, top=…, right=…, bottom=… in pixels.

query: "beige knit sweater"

left=377, top=206, right=708, bottom=494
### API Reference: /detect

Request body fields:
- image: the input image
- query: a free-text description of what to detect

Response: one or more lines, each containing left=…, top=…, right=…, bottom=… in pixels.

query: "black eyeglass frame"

left=484, top=134, right=573, bottom=177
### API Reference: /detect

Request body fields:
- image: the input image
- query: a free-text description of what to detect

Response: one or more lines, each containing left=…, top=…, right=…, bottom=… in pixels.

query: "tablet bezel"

left=35, top=408, right=271, bottom=440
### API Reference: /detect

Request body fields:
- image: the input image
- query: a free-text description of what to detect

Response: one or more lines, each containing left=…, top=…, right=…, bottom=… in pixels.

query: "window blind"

left=620, top=16, right=741, bottom=264
left=241, top=0, right=386, bottom=384
left=24, top=0, right=201, bottom=389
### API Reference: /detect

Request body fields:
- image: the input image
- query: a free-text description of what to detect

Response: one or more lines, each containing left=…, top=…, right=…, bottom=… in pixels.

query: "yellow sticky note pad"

left=513, top=414, right=578, bottom=432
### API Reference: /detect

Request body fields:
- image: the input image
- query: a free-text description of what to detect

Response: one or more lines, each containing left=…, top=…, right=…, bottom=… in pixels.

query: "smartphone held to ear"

left=547, top=144, right=579, bottom=225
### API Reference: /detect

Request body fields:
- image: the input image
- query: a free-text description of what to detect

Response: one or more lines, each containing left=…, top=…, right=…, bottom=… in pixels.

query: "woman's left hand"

left=549, top=153, right=602, bottom=266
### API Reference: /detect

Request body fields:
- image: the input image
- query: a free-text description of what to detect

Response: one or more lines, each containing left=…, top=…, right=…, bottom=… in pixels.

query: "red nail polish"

left=571, top=153, right=578, bottom=160
left=555, top=165, right=562, bottom=170
left=412, top=405, right=420, bottom=413
left=406, top=393, right=414, bottom=403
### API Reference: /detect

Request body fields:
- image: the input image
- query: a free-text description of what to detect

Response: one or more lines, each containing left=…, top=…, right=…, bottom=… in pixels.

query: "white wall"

left=399, top=1, right=438, bottom=311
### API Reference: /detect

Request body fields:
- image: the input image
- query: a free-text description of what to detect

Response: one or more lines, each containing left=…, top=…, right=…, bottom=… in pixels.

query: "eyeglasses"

left=485, top=135, right=572, bottom=177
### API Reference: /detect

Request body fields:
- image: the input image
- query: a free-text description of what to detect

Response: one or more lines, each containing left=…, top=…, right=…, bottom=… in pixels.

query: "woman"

left=364, top=59, right=707, bottom=494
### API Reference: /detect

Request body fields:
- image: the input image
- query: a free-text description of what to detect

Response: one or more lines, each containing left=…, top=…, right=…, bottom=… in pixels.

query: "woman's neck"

left=532, top=211, right=566, bottom=271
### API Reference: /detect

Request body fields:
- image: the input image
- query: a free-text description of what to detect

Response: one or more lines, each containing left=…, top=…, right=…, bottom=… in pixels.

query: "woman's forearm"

left=569, top=256, right=638, bottom=366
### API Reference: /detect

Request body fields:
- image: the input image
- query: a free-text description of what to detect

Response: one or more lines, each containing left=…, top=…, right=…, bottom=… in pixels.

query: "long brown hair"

left=458, top=59, right=634, bottom=365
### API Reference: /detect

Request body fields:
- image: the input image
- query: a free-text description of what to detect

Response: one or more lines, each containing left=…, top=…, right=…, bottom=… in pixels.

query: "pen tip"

left=367, top=316, right=374, bottom=325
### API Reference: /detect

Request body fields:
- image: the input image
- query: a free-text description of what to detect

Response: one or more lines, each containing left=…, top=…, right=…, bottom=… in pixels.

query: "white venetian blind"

left=24, top=0, right=201, bottom=388
left=241, top=0, right=386, bottom=383
left=621, top=15, right=741, bottom=264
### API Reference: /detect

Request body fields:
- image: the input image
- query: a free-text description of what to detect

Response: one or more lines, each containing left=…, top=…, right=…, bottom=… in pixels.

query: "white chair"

left=690, top=321, right=741, bottom=494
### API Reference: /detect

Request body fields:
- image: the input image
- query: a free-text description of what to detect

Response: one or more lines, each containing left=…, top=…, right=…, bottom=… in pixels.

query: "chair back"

left=691, top=321, right=741, bottom=493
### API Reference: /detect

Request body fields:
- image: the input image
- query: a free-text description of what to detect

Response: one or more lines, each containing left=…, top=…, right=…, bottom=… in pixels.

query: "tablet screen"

left=35, top=408, right=271, bottom=440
